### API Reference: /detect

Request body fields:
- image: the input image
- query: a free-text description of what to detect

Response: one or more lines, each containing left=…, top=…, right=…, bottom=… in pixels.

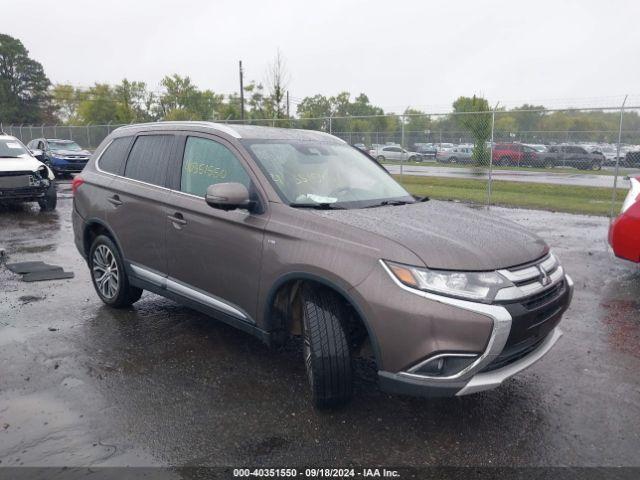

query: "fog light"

left=409, top=354, right=478, bottom=377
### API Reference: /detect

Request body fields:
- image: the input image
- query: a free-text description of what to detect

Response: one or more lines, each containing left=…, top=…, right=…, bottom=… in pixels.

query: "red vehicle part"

left=493, top=143, right=524, bottom=165
left=609, top=177, right=640, bottom=262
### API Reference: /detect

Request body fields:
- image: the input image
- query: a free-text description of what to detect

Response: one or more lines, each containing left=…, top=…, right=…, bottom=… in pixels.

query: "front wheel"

left=591, top=161, right=602, bottom=171
left=89, top=235, right=143, bottom=308
left=300, top=285, right=353, bottom=409
left=377, top=155, right=385, bottom=162
left=38, top=183, right=57, bottom=211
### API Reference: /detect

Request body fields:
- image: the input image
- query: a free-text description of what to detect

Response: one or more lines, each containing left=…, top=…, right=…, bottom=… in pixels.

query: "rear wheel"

left=38, top=183, right=57, bottom=211
left=89, top=235, right=142, bottom=308
left=300, top=285, right=353, bottom=409
left=591, top=161, right=601, bottom=171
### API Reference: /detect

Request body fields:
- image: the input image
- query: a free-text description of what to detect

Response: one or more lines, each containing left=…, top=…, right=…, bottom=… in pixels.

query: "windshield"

left=0, top=138, right=30, bottom=158
left=242, top=140, right=414, bottom=208
left=48, top=140, right=82, bottom=151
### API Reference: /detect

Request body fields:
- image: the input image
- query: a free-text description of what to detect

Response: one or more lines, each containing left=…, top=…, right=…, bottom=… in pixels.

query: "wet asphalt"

left=0, top=181, right=639, bottom=468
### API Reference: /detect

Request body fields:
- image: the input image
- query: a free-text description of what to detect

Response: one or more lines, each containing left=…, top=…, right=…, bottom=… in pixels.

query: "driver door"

left=165, top=134, right=268, bottom=324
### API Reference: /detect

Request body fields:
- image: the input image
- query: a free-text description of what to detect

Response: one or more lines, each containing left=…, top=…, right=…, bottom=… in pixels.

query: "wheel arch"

left=263, top=271, right=383, bottom=368
left=83, top=218, right=126, bottom=263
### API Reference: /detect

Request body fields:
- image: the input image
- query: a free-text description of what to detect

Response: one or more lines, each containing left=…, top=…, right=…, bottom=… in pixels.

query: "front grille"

left=0, top=170, right=34, bottom=177
left=522, top=280, right=565, bottom=310
left=482, top=335, right=547, bottom=372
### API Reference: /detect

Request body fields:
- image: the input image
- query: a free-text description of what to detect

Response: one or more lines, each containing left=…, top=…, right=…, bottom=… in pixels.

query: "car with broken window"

left=72, top=122, right=573, bottom=408
left=0, top=134, right=57, bottom=211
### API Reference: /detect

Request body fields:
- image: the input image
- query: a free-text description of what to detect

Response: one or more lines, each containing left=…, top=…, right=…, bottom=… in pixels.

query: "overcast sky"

left=3, top=0, right=639, bottom=112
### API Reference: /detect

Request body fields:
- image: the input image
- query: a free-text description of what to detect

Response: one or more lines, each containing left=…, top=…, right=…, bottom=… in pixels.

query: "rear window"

left=98, top=137, right=132, bottom=174
left=124, top=135, right=175, bottom=186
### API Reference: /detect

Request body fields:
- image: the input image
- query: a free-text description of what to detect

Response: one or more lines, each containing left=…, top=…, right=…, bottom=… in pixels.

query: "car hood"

left=50, top=149, right=90, bottom=157
left=310, top=200, right=548, bottom=270
left=0, top=155, right=54, bottom=180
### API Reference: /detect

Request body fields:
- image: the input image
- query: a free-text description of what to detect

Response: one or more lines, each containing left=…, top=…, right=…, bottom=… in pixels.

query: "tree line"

left=2, top=33, right=638, bottom=145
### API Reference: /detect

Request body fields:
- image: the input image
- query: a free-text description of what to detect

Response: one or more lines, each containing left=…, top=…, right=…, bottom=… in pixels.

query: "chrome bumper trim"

left=456, top=327, right=563, bottom=396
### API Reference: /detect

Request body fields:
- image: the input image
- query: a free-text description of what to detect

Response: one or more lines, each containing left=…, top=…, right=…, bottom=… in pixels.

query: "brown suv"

left=72, top=122, right=573, bottom=408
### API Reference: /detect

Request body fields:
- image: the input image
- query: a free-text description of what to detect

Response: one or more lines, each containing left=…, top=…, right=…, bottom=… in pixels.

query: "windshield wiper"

left=289, top=202, right=345, bottom=210
left=366, top=199, right=414, bottom=208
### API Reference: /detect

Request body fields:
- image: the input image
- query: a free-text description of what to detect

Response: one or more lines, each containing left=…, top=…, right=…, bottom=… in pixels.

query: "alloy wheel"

left=92, top=244, right=119, bottom=299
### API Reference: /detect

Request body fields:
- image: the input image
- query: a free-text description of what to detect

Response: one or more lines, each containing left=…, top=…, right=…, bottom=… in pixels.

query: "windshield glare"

left=48, top=140, right=82, bottom=151
left=243, top=140, right=414, bottom=208
left=0, top=138, right=30, bottom=158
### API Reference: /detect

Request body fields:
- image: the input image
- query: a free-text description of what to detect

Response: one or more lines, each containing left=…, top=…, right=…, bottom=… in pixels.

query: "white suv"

left=0, top=134, right=57, bottom=211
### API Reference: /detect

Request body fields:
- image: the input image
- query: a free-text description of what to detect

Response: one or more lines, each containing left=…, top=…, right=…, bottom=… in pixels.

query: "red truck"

left=609, top=176, right=640, bottom=263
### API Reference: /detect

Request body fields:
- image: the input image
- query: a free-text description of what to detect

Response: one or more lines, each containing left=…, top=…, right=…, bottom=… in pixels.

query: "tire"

left=408, top=156, right=416, bottom=162
left=300, top=285, right=353, bottom=409
left=89, top=235, right=143, bottom=308
left=38, top=183, right=57, bottom=211
left=499, top=156, right=510, bottom=167
left=377, top=155, right=385, bottom=162
left=591, top=161, right=601, bottom=171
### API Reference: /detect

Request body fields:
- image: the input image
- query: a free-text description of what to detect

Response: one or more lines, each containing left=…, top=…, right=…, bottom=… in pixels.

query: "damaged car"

left=73, top=122, right=573, bottom=408
left=0, top=134, right=57, bottom=211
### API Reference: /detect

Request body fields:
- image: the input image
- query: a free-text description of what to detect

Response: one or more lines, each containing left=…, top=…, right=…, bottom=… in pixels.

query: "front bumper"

left=50, top=158, right=89, bottom=173
left=0, top=185, right=48, bottom=201
left=377, top=273, right=574, bottom=397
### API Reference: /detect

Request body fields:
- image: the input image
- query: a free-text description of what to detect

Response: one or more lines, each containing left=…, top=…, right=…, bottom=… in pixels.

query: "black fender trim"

left=263, top=272, right=384, bottom=369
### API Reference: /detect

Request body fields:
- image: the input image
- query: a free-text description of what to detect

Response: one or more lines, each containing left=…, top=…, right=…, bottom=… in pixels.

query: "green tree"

left=452, top=95, right=492, bottom=166
left=75, top=84, right=119, bottom=124
left=0, top=34, right=51, bottom=123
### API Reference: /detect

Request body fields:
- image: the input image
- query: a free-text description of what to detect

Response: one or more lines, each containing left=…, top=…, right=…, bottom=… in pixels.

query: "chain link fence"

left=2, top=100, right=639, bottom=218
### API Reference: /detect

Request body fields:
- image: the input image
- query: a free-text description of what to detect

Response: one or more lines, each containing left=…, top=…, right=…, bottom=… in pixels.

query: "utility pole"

left=286, top=90, right=290, bottom=118
left=239, top=60, right=245, bottom=122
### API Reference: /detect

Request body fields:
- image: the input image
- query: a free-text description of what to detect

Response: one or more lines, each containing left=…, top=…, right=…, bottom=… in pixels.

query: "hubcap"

left=92, top=244, right=119, bottom=299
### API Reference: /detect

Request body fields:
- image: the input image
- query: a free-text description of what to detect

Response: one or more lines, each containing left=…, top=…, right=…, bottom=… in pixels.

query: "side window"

left=180, top=136, right=250, bottom=197
left=37, top=140, right=45, bottom=150
left=124, top=135, right=175, bottom=186
left=98, top=137, right=132, bottom=174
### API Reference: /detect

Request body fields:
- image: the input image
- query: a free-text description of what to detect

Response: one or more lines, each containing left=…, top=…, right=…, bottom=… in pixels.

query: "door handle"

left=107, top=195, right=123, bottom=206
left=168, top=212, right=187, bottom=227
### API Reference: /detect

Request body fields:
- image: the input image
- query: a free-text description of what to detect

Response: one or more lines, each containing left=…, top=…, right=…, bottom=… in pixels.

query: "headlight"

left=384, top=261, right=513, bottom=302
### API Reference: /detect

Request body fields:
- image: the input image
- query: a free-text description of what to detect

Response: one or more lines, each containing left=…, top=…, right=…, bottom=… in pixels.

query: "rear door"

left=106, top=133, right=180, bottom=277
left=165, top=133, right=268, bottom=323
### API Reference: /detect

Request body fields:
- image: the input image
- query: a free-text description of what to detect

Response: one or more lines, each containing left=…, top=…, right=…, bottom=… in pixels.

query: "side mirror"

left=31, top=149, right=44, bottom=160
left=205, top=182, right=251, bottom=211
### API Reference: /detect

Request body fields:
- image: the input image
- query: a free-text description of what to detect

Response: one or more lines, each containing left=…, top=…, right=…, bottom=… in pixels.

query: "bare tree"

left=265, top=49, right=290, bottom=120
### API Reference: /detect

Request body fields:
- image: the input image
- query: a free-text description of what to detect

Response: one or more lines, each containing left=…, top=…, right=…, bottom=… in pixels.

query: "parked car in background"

left=624, top=150, right=640, bottom=168
left=436, top=146, right=473, bottom=164
left=353, top=143, right=368, bottom=151
left=372, top=145, right=420, bottom=162
left=493, top=143, right=528, bottom=166
left=26, top=138, right=91, bottom=176
left=0, top=134, right=57, bottom=211
left=520, top=145, right=557, bottom=168
left=73, top=121, right=573, bottom=408
left=547, top=145, right=604, bottom=170
left=609, top=176, right=640, bottom=263
left=413, top=143, right=437, bottom=159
